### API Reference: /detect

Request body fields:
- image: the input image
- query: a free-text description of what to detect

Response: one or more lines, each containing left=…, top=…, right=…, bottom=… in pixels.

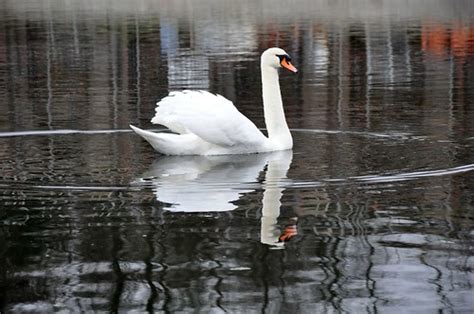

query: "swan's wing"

left=151, top=90, right=268, bottom=147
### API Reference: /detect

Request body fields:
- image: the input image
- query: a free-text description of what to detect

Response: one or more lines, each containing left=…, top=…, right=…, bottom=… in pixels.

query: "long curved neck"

left=261, top=65, right=292, bottom=146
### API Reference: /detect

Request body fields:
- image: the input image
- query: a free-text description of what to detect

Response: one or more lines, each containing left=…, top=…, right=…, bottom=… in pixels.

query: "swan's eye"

left=277, top=54, right=291, bottom=63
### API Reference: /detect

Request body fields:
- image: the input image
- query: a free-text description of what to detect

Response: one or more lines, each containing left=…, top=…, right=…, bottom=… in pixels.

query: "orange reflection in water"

left=451, top=24, right=474, bottom=58
left=422, top=22, right=474, bottom=58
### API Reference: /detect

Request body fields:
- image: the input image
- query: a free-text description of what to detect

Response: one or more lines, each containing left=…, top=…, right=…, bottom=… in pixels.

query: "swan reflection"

left=135, top=150, right=294, bottom=247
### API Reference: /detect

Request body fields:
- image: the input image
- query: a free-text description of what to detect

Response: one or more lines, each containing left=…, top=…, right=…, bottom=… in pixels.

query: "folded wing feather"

left=151, top=90, right=268, bottom=148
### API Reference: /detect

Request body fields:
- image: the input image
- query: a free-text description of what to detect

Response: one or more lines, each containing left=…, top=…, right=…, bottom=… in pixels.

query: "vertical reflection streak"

left=337, top=28, right=344, bottom=129
left=210, top=259, right=225, bottom=312
left=365, top=22, right=372, bottom=129
left=135, top=16, right=141, bottom=124
left=72, top=10, right=80, bottom=55
left=158, top=227, right=172, bottom=312
left=365, top=237, right=377, bottom=313
left=448, top=53, right=454, bottom=136
left=260, top=247, right=270, bottom=314
left=319, top=251, right=334, bottom=304
left=404, top=25, right=412, bottom=82
left=45, top=6, right=56, bottom=188
left=110, top=226, right=125, bottom=312
left=46, top=13, right=53, bottom=130
left=419, top=251, right=453, bottom=310
left=111, top=25, right=119, bottom=129
left=355, top=201, right=378, bottom=311
left=145, top=226, right=158, bottom=312
left=387, top=22, right=394, bottom=88
left=326, top=235, right=343, bottom=311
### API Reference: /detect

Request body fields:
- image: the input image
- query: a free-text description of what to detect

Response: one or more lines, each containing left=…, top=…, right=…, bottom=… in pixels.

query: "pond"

left=1, top=0, right=473, bottom=312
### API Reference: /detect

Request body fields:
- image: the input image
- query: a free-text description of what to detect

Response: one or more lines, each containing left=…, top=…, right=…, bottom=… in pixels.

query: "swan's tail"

left=130, top=125, right=159, bottom=143
left=129, top=125, right=203, bottom=155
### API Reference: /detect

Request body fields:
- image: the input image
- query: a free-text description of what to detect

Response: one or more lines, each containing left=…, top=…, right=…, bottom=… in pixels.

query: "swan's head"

left=261, top=47, right=298, bottom=73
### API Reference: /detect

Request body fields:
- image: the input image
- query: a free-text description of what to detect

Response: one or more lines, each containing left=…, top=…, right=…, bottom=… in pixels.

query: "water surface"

left=1, top=0, right=474, bottom=312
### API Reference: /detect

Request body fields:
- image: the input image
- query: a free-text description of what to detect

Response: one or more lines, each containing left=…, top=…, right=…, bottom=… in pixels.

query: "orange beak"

left=281, top=59, right=298, bottom=73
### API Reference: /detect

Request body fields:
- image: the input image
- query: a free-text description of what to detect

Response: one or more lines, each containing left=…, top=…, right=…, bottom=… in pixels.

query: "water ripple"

left=0, top=128, right=422, bottom=140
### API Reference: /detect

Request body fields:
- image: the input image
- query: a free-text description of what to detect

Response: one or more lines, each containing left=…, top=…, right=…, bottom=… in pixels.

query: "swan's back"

left=151, top=90, right=268, bottom=150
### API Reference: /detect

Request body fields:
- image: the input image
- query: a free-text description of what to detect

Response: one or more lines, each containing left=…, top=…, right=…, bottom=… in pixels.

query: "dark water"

left=1, top=0, right=474, bottom=312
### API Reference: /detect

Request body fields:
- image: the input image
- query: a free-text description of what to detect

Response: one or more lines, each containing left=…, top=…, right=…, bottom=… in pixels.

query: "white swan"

left=130, top=47, right=297, bottom=155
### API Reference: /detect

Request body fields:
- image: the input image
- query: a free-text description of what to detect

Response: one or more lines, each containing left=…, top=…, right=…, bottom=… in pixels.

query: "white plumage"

left=130, top=47, right=297, bottom=155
